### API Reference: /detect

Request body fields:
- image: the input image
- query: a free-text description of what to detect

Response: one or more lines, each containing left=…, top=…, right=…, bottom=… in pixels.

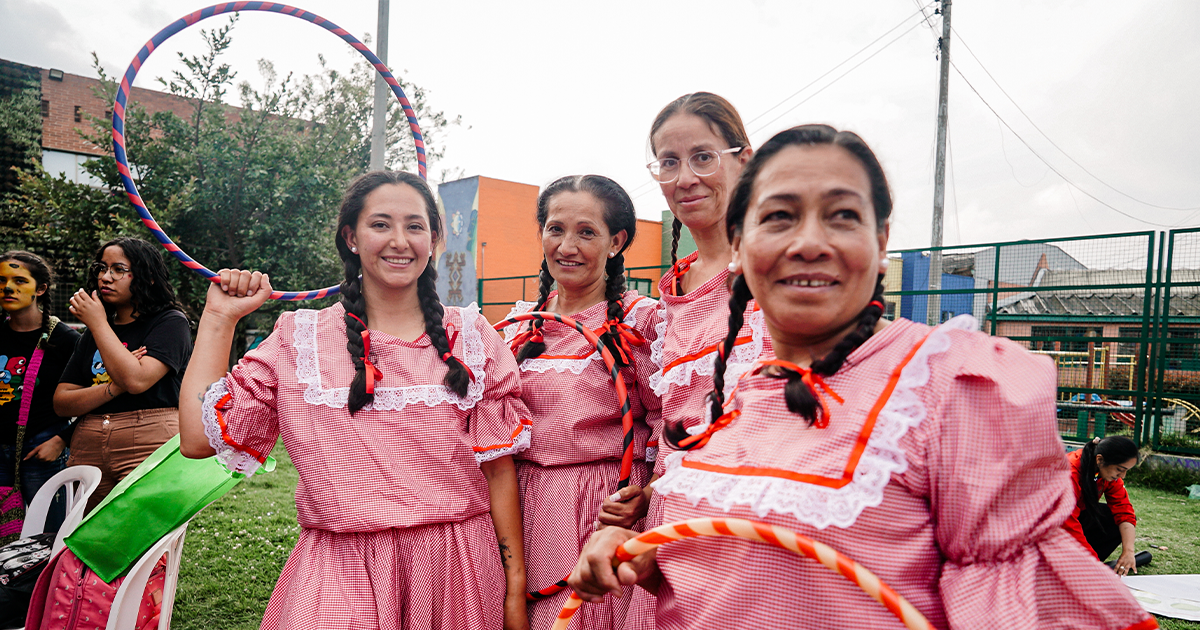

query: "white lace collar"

left=502, top=293, right=656, bottom=375
left=648, top=305, right=765, bottom=397
left=294, top=304, right=488, bottom=411
left=653, top=315, right=977, bottom=530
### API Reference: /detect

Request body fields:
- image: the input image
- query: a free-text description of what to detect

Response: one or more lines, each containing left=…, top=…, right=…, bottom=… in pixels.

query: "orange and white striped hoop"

left=553, top=517, right=935, bottom=630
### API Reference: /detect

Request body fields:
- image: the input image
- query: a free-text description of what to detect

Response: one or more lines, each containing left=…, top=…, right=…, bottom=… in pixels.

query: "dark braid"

left=669, top=217, right=682, bottom=271
left=417, top=261, right=470, bottom=397
left=515, top=259, right=554, bottom=363
left=340, top=255, right=372, bottom=414
left=599, top=252, right=631, bottom=367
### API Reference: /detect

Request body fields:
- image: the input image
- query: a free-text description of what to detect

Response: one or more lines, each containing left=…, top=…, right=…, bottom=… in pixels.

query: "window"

left=74, top=105, right=82, bottom=123
left=40, top=99, right=49, bottom=117
left=1030, top=326, right=1103, bottom=352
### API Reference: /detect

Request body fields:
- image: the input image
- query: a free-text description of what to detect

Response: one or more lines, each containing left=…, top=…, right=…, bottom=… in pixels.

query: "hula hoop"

left=554, top=517, right=936, bottom=630
left=494, top=312, right=636, bottom=601
left=111, top=2, right=427, bottom=301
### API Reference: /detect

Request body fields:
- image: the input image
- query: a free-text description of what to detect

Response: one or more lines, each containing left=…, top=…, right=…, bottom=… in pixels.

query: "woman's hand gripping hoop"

left=494, top=312, right=637, bottom=602
left=556, top=517, right=936, bottom=630
left=111, top=2, right=427, bottom=300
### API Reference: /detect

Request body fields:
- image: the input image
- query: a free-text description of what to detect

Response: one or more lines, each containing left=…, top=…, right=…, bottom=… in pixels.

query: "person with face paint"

left=54, top=237, right=192, bottom=510
left=178, top=172, right=531, bottom=630
left=503, top=175, right=660, bottom=629
left=571, top=126, right=1155, bottom=630
left=0, top=251, right=81, bottom=531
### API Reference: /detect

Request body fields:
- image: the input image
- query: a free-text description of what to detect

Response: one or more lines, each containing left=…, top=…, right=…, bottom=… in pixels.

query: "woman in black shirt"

left=54, top=238, right=191, bottom=509
left=0, top=251, right=81, bottom=531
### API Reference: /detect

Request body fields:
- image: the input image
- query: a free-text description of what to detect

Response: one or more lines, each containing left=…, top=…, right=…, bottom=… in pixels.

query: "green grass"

left=170, top=446, right=1200, bottom=629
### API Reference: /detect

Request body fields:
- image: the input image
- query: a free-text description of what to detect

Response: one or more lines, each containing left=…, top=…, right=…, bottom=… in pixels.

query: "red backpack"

left=23, top=548, right=164, bottom=630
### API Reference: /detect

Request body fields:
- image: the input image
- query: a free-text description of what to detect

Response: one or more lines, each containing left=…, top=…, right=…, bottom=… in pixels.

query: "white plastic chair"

left=19, top=465, right=101, bottom=553
left=105, top=523, right=188, bottom=630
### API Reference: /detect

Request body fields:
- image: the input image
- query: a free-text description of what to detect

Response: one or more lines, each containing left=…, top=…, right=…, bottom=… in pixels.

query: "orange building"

left=437, top=176, right=663, bottom=323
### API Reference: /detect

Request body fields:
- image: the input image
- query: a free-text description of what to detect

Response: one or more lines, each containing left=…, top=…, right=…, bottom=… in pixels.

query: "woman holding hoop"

left=178, top=172, right=531, bottom=630
left=54, top=237, right=191, bottom=510
left=572, top=125, right=1154, bottom=629
left=503, top=175, right=660, bottom=629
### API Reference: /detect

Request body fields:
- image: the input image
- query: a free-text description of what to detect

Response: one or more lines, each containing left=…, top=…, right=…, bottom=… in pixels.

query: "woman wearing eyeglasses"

left=598, top=93, right=769, bottom=630
left=54, top=237, right=191, bottom=509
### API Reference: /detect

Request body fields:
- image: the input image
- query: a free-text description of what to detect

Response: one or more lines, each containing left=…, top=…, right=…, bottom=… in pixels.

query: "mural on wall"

left=436, top=177, right=479, bottom=307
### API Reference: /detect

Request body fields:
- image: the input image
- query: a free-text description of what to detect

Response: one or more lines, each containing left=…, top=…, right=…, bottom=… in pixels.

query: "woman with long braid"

left=572, top=125, right=1155, bottom=629
left=178, top=171, right=531, bottom=630
left=608, top=93, right=767, bottom=629
left=503, top=175, right=660, bottom=629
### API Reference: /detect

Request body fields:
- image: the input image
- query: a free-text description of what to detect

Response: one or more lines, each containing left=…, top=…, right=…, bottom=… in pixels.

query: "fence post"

left=989, top=244, right=1001, bottom=336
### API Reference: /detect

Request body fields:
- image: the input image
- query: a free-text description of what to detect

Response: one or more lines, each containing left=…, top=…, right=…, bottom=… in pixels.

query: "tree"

left=2, top=16, right=461, bottom=342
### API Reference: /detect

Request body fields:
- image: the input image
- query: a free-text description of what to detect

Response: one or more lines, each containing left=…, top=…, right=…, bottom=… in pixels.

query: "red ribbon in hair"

left=443, top=325, right=476, bottom=382
left=598, top=318, right=646, bottom=365
left=345, top=313, right=383, bottom=394
left=677, top=409, right=740, bottom=450
left=754, top=359, right=844, bottom=428
left=869, top=300, right=885, bottom=312
left=506, top=325, right=545, bottom=356
left=671, top=259, right=691, bottom=295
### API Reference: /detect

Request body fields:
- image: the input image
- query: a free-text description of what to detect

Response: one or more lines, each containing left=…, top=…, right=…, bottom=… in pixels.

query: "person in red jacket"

left=1063, top=436, right=1143, bottom=575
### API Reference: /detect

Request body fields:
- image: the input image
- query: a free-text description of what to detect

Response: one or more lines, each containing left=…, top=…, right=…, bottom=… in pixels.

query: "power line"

left=952, top=28, right=1199, bottom=212
left=951, top=62, right=1179, bottom=228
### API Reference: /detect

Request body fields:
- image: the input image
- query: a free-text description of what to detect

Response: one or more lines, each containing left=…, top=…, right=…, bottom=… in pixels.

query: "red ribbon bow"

left=346, top=313, right=383, bottom=394
left=755, top=359, right=844, bottom=428
left=507, top=325, right=545, bottom=356
left=671, top=259, right=692, bottom=295
left=598, top=319, right=646, bottom=365
left=677, top=409, right=740, bottom=450
left=444, top=325, right=476, bottom=383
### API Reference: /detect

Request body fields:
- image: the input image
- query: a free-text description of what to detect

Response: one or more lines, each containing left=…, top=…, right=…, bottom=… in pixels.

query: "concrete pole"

left=369, top=0, right=390, bottom=171
left=928, top=0, right=951, bottom=325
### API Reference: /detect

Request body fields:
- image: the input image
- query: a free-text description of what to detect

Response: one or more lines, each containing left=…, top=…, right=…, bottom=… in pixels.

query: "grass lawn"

left=171, top=446, right=1200, bottom=629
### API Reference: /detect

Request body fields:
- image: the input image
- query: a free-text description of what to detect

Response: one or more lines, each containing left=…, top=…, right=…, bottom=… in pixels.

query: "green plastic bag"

left=64, top=435, right=275, bottom=582
left=1188, top=484, right=1200, bottom=500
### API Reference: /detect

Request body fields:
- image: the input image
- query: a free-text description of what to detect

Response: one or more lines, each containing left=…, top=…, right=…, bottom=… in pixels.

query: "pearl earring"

left=608, top=252, right=616, bottom=258
left=727, top=262, right=739, bottom=274
left=351, top=247, right=358, bottom=254
left=880, top=257, right=890, bottom=270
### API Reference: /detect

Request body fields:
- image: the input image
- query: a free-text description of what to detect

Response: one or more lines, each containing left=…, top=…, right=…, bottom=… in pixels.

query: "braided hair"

left=1076, top=436, right=1139, bottom=527
left=667, top=124, right=894, bottom=449
left=648, top=93, right=750, bottom=277
left=515, top=175, right=638, bottom=367
left=335, top=171, right=469, bottom=414
left=0, top=250, right=55, bottom=339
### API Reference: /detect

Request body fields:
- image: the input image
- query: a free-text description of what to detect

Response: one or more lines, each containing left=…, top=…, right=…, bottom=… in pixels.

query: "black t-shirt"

left=0, top=321, right=81, bottom=446
left=61, top=309, right=192, bottom=415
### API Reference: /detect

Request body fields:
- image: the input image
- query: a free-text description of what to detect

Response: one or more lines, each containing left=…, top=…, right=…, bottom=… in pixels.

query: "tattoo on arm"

left=498, top=537, right=512, bottom=569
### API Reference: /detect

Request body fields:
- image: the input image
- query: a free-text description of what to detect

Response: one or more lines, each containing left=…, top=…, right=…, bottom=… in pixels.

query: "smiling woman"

left=571, top=125, right=1159, bottom=630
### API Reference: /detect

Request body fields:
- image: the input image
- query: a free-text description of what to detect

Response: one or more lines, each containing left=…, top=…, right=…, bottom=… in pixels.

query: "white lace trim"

left=474, top=421, right=532, bottom=464
left=504, top=295, right=657, bottom=375
left=200, top=378, right=263, bottom=476
left=649, top=308, right=765, bottom=397
left=294, top=305, right=488, bottom=411
left=653, top=315, right=978, bottom=530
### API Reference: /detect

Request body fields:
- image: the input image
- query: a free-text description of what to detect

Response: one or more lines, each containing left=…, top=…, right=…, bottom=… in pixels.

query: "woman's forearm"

left=88, top=320, right=154, bottom=392
left=178, top=310, right=239, bottom=459
left=480, top=455, right=527, bottom=595
left=1118, top=521, right=1136, bottom=554
left=53, top=382, right=120, bottom=417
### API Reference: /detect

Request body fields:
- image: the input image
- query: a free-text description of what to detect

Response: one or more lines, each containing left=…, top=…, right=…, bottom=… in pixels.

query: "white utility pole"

left=369, top=0, right=390, bottom=171
left=927, top=0, right=951, bottom=325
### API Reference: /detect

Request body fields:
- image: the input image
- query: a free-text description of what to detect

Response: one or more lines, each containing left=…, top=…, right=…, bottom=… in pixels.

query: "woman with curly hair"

left=54, top=237, right=191, bottom=509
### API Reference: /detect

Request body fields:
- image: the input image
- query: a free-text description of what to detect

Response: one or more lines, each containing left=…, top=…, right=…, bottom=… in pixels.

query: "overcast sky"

left=2, top=0, right=1198, bottom=258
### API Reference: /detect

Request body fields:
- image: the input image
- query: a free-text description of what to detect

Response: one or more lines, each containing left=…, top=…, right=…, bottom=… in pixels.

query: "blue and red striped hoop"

left=111, top=2, right=426, bottom=301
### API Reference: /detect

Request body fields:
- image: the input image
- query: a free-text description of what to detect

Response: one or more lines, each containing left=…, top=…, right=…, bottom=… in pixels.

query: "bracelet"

left=105, top=382, right=115, bottom=398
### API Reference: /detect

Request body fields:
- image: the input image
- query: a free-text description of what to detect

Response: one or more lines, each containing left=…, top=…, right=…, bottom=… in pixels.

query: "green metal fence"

left=480, top=231, right=1200, bottom=455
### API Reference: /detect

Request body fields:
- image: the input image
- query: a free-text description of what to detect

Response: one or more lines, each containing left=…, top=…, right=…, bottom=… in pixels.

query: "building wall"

left=660, top=209, right=697, bottom=268
left=626, top=218, right=663, bottom=298
left=474, top=176, right=542, bottom=322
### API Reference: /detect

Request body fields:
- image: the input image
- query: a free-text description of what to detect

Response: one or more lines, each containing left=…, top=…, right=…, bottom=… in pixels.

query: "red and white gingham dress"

left=503, top=292, right=660, bottom=630
left=201, top=302, right=532, bottom=630
left=626, top=254, right=772, bottom=630
left=649, top=316, right=1157, bottom=630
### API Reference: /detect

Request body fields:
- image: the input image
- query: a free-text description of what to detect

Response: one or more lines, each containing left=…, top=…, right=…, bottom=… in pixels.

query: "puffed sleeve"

left=926, top=333, right=1155, bottom=630
left=628, top=295, right=663, bottom=464
left=199, top=314, right=286, bottom=476
left=467, top=310, right=532, bottom=464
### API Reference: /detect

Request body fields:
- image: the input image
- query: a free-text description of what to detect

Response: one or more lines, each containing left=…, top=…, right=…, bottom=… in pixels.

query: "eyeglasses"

left=646, top=147, right=745, bottom=184
left=91, top=263, right=132, bottom=281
